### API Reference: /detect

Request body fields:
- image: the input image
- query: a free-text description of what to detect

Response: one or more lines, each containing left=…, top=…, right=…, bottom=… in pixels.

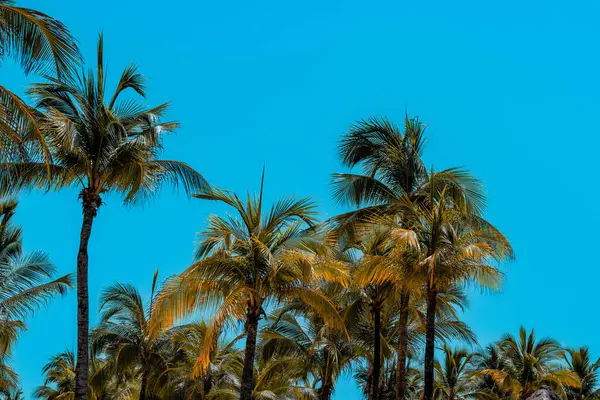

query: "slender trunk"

left=423, top=287, right=437, bottom=400
left=139, top=369, right=149, bottom=400
left=74, top=190, right=100, bottom=400
left=370, top=305, right=382, bottom=400
left=318, top=383, right=333, bottom=400
left=395, top=291, right=410, bottom=400
left=240, top=309, right=260, bottom=400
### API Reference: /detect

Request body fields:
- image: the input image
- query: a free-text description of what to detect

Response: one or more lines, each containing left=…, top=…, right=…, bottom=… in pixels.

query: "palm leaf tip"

left=0, top=2, right=81, bottom=76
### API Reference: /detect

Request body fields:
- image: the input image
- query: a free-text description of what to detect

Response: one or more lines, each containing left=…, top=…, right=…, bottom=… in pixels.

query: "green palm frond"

left=0, top=200, right=71, bottom=356
left=0, top=1, right=80, bottom=75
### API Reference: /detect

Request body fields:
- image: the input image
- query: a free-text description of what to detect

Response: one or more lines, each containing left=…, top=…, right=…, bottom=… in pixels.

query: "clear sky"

left=5, top=0, right=600, bottom=398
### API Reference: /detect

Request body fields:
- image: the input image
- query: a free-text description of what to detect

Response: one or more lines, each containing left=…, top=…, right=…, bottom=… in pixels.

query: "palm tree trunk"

left=370, top=304, right=382, bottom=400
left=139, top=369, right=149, bottom=400
left=395, top=291, right=410, bottom=400
left=74, top=190, right=100, bottom=400
left=423, top=287, right=437, bottom=400
left=318, top=382, right=333, bottom=400
left=240, top=309, right=260, bottom=400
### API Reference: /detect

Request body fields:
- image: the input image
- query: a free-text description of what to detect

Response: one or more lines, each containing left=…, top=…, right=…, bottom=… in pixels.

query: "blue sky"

left=5, top=0, right=600, bottom=398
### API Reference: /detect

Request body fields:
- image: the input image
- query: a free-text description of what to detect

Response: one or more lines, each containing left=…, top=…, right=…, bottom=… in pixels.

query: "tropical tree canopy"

left=0, top=0, right=80, bottom=162
left=0, top=3, right=588, bottom=400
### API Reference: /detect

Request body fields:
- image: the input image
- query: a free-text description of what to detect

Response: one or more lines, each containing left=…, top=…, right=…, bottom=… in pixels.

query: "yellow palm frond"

left=192, top=286, right=250, bottom=377
left=284, top=287, right=348, bottom=338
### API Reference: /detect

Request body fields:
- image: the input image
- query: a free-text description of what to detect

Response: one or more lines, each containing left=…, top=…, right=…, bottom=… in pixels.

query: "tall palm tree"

left=356, top=210, right=424, bottom=400
left=563, top=347, right=600, bottom=400
left=0, top=35, right=207, bottom=399
left=92, top=271, right=169, bottom=400
left=0, top=199, right=72, bottom=394
left=414, top=171, right=514, bottom=400
left=478, top=327, right=580, bottom=400
left=0, top=0, right=80, bottom=161
left=332, top=116, right=486, bottom=400
left=347, top=226, right=414, bottom=400
left=433, top=345, right=476, bottom=400
left=333, top=116, right=426, bottom=400
left=151, top=175, right=348, bottom=400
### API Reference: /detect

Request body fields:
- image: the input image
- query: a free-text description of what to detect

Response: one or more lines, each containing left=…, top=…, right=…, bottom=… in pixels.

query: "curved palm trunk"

left=395, top=291, right=410, bottom=400
left=74, top=191, right=100, bottom=400
left=240, top=309, right=260, bottom=400
left=370, top=305, right=382, bottom=400
left=423, top=287, right=437, bottom=400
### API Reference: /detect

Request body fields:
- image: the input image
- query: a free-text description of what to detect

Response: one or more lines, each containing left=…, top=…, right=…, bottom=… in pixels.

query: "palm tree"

left=413, top=170, right=514, bottom=400
left=563, top=347, right=600, bottom=400
left=261, top=296, right=355, bottom=400
left=404, top=286, right=476, bottom=354
left=0, top=0, right=80, bottom=161
left=92, top=271, right=169, bottom=400
left=471, top=344, right=510, bottom=399
left=0, top=199, right=72, bottom=351
left=151, top=175, right=348, bottom=400
left=34, top=350, right=134, bottom=400
left=433, top=345, right=476, bottom=400
left=350, top=294, right=401, bottom=400
left=349, top=282, right=475, bottom=400
left=332, top=116, right=487, bottom=400
left=157, top=321, right=241, bottom=399
left=0, top=199, right=72, bottom=394
left=478, top=327, right=580, bottom=400
left=347, top=226, right=412, bottom=400
left=34, top=350, right=76, bottom=400
left=333, top=116, right=426, bottom=400
left=405, top=360, right=424, bottom=400
left=344, top=223, right=417, bottom=400
left=0, top=359, right=18, bottom=400
left=0, top=35, right=207, bottom=399
left=209, top=351, right=312, bottom=400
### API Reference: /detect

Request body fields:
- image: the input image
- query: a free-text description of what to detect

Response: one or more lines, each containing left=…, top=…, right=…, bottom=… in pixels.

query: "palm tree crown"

left=433, top=345, right=476, bottom=400
left=563, top=347, right=600, bottom=400
left=152, top=174, right=348, bottom=400
left=1, top=34, right=207, bottom=201
left=479, top=327, right=580, bottom=400
left=92, top=271, right=168, bottom=400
